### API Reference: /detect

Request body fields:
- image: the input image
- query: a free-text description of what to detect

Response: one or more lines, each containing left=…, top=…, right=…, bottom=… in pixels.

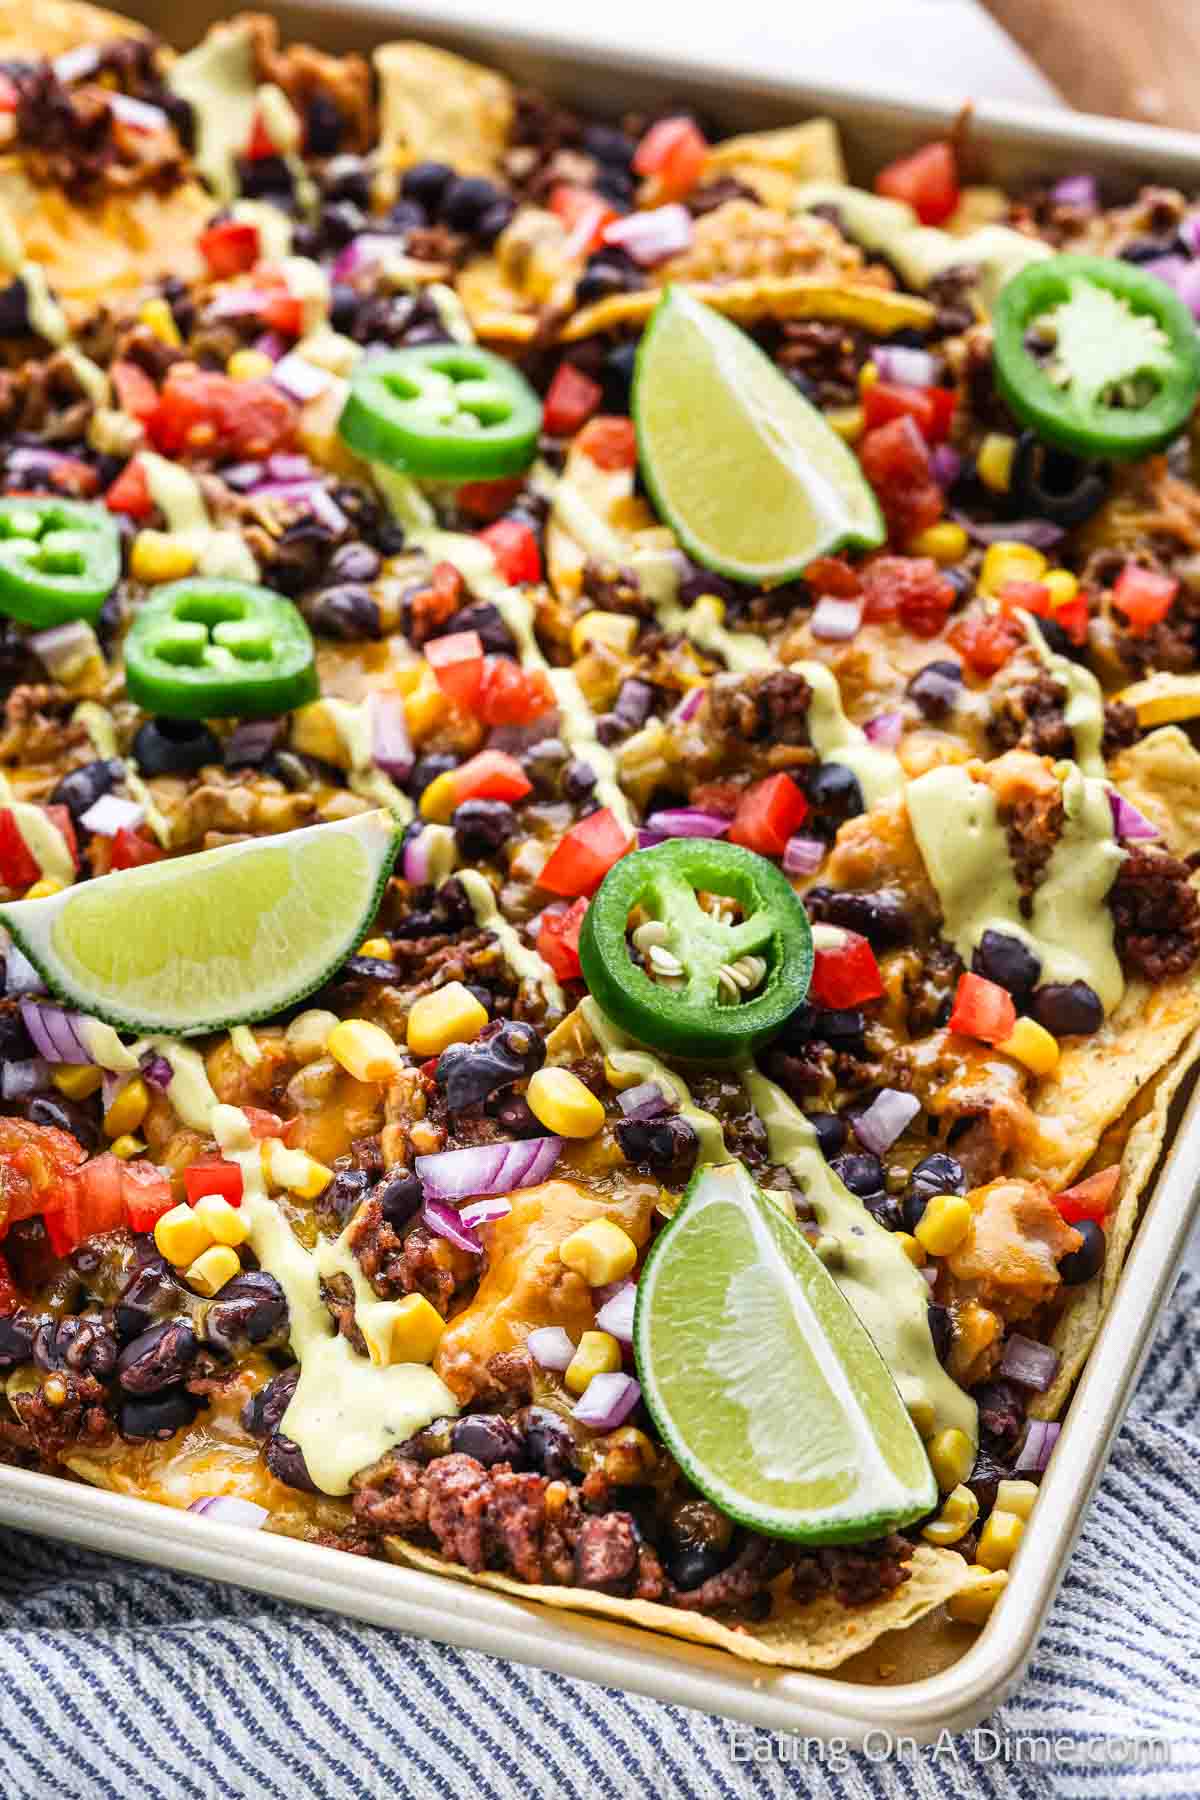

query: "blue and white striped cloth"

left=2, top=1269, right=1197, bottom=1800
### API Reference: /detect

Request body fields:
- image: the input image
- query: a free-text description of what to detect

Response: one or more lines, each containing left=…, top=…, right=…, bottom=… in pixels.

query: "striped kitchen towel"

left=1, top=1270, right=1197, bottom=1800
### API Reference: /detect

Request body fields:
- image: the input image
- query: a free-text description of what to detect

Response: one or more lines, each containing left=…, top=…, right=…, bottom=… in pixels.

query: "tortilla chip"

left=0, top=0, right=145, bottom=58
left=702, top=120, right=846, bottom=210
left=1115, top=670, right=1200, bottom=729
left=384, top=1538, right=969, bottom=1671
left=374, top=42, right=513, bottom=180
left=557, top=274, right=934, bottom=343
left=1109, top=726, right=1200, bottom=855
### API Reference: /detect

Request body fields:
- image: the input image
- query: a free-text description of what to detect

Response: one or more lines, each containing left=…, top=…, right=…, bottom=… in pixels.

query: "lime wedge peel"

left=0, top=810, right=401, bottom=1037
left=634, top=1161, right=936, bottom=1544
left=632, top=286, right=884, bottom=584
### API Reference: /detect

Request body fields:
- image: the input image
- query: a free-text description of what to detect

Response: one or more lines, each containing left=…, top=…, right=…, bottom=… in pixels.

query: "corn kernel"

left=894, top=1230, right=926, bottom=1267
left=998, top=1016, right=1060, bottom=1076
left=192, top=1192, right=251, bottom=1247
left=571, top=610, right=639, bottom=657
left=227, top=348, right=275, bottom=382
left=103, top=1075, right=150, bottom=1140
left=284, top=1008, right=338, bottom=1063
left=109, top=1134, right=146, bottom=1160
left=24, top=877, right=65, bottom=899
left=387, top=1293, right=445, bottom=1364
left=185, top=1243, right=242, bottom=1297
left=327, top=1018, right=403, bottom=1083
left=1044, top=569, right=1078, bottom=609
left=948, top=1565, right=1009, bottom=1625
left=858, top=361, right=879, bottom=391
left=52, top=1064, right=103, bottom=1100
left=979, top=540, right=1047, bottom=597
left=559, top=1216, right=638, bottom=1285
left=603, top=1056, right=641, bottom=1092
left=403, top=667, right=449, bottom=742
left=604, top=1426, right=657, bottom=1483
left=921, top=1482, right=980, bottom=1546
left=927, top=1426, right=974, bottom=1492
left=907, top=1398, right=936, bottom=1439
left=564, top=1329, right=622, bottom=1395
left=977, top=432, right=1017, bottom=494
left=358, top=937, right=393, bottom=961
left=826, top=405, right=864, bottom=444
left=909, top=521, right=969, bottom=565
left=995, top=1478, right=1039, bottom=1521
left=409, top=1121, right=442, bottom=1156
left=131, top=530, right=197, bottom=584
left=290, top=700, right=348, bottom=768
left=914, top=1193, right=973, bottom=1257
left=154, top=1202, right=213, bottom=1267
left=262, top=1140, right=334, bottom=1199
left=138, top=295, right=181, bottom=347
left=527, top=1066, right=606, bottom=1139
left=977, top=1509, right=1025, bottom=1571
left=406, top=981, right=489, bottom=1056
left=419, top=768, right=461, bottom=823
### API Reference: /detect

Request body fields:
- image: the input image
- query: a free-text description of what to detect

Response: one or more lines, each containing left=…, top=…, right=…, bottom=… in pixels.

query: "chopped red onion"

left=1180, top=212, right=1200, bottom=258
left=206, top=288, right=277, bottom=321
left=369, top=691, right=413, bottom=781
left=670, top=686, right=705, bottom=726
left=422, top=1198, right=483, bottom=1254
left=1000, top=1333, right=1060, bottom=1392
left=572, top=1372, right=641, bottom=1430
left=5, top=944, right=45, bottom=995
left=8, top=447, right=89, bottom=482
left=253, top=332, right=288, bottom=363
left=332, top=235, right=401, bottom=282
left=810, top=596, right=863, bottom=641
left=852, top=1088, right=921, bottom=1155
left=2, top=1058, right=51, bottom=1101
left=617, top=1081, right=668, bottom=1119
left=80, top=794, right=145, bottom=837
left=1049, top=174, right=1098, bottom=210
left=527, top=1326, right=576, bottom=1371
left=20, top=1000, right=92, bottom=1064
left=223, top=717, right=282, bottom=767
left=642, top=808, right=730, bottom=839
left=54, top=44, right=101, bottom=82
left=416, top=1136, right=563, bottom=1202
left=222, top=462, right=265, bottom=492
left=402, top=828, right=431, bottom=884
left=873, top=345, right=938, bottom=387
left=187, top=1496, right=269, bottom=1528
left=109, top=94, right=169, bottom=132
left=931, top=445, right=963, bottom=490
left=272, top=353, right=332, bottom=402
left=1108, top=790, right=1160, bottom=841
left=783, top=834, right=826, bottom=876
left=910, top=665, right=962, bottom=712
left=247, top=479, right=327, bottom=505
left=920, top=1264, right=938, bottom=1289
left=1015, top=1418, right=1060, bottom=1473
left=30, top=621, right=96, bottom=680
left=459, top=1196, right=512, bottom=1231
left=307, top=489, right=350, bottom=535
left=863, top=711, right=903, bottom=748
left=1144, top=256, right=1200, bottom=321
left=954, top=511, right=1066, bottom=551
left=140, top=1051, right=174, bottom=1090
left=268, top=454, right=319, bottom=485
left=594, top=1280, right=636, bottom=1344
left=636, top=830, right=668, bottom=850
left=602, top=204, right=693, bottom=267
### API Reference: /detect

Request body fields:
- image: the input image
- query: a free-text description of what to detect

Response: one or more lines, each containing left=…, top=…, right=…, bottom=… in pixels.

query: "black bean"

left=443, top=176, right=501, bottom=231
left=615, top=1114, right=698, bottom=1175
left=1031, top=980, right=1103, bottom=1038
left=119, top=1385, right=197, bottom=1440
left=907, top=658, right=963, bottom=720
left=302, top=93, right=344, bottom=156
left=116, top=1319, right=198, bottom=1394
left=327, top=1167, right=372, bottom=1225
left=444, top=601, right=513, bottom=655
left=1059, top=1219, right=1105, bottom=1285
left=133, top=717, right=220, bottom=777
left=437, top=1021, right=544, bottom=1112
left=516, top=1405, right=581, bottom=1481
left=927, top=1302, right=953, bottom=1365
left=236, top=155, right=293, bottom=199
left=265, top=1430, right=319, bottom=1491
left=451, top=1413, right=526, bottom=1467
left=972, top=929, right=1041, bottom=1007
left=323, top=155, right=370, bottom=207
left=242, top=1366, right=299, bottom=1439
left=326, top=541, right=382, bottom=586
left=203, top=1271, right=287, bottom=1352
left=0, top=1004, right=33, bottom=1060
left=23, top=1094, right=99, bottom=1153
left=614, top=678, right=655, bottom=732
left=782, top=1004, right=866, bottom=1053
left=902, top=1152, right=966, bottom=1230
left=329, top=282, right=359, bottom=336
left=665, top=1541, right=730, bottom=1591
left=378, top=1170, right=423, bottom=1231
left=49, top=757, right=124, bottom=821
left=476, top=198, right=516, bottom=245
left=392, top=1416, right=456, bottom=1462
left=320, top=200, right=368, bottom=248
left=453, top=797, right=516, bottom=860
left=830, top=1152, right=885, bottom=1198
left=115, top=1254, right=181, bottom=1341
left=401, top=160, right=454, bottom=212
left=807, top=762, right=864, bottom=820
left=806, top=1112, right=846, bottom=1160
left=408, top=752, right=457, bottom=800
left=965, top=1449, right=1007, bottom=1515
left=1119, top=235, right=1176, bottom=263
left=490, top=1094, right=542, bottom=1137
left=562, top=759, right=597, bottom=802
left=34, top=1316, right=118, bottom=1378
left=574, top=259, right=639, bottom=306
left=583, top=124, right=637, bottom=167
left=803, top=886, right=910, bottom=950
left=973, top=1378, right=1026, bottom=1456
left=303, top=583, right=381, bottom=641
left=0, top=276, right=30, bottom=337
left=0, top=1308, right=34, bottom=1370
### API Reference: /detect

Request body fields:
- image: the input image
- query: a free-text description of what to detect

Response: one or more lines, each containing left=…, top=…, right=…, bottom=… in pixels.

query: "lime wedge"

left=634, top=1161, right=935, bottom=1543
left=0, top=811, right=400, bottom=1036
left=633, top=286, right=884, bottom=583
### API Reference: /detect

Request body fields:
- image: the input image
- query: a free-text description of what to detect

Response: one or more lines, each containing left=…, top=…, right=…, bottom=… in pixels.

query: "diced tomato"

left=43, top=456, right=100, bottom=499
left=862, top=380, right=956, bottom=445
left=803, top=556, right=862, bottom=598
left=120, top=1160, right=174, bottom=1234
left=0, top=809, right=40, bottom=892
left=241, top=1107, right=284, bottom=1140
left=998, top=579, right=1052, bottom=619
left=258, top=290, right=305, bottom=337
left=860, top=555, right=955, bottom=636
left=110, top=827, right=166, bottom=871
left=537, top=897, right=588, bottom=982
left=44, top=805, right=79, bottom=872
left=0, top=1118, right=88, bottom=1239
left=426, top=629, right=485, bottom=711
left=858, top=416, right=943, bottom=543
left=1055, top=1165, right=1120, bottom=1226
left=455, top=476, right=525, bottom=522
left=105, top=456, right=154, bottom=519
left=0, top=1251, right=17, bottom=1312
left=728, top=774, right=809, bottom=859
left=448, top=749, right=534, bottom=809
left=478, top=656, right=555, bottom=727
left=948, top=608, right=1025, bottom=676
left=184, top=1155, right=244, bottom=1208
left=549, top=184, right=618, bottom=256
left=147, top=368, right=296, bottom=461
left=0, top=73, right=18, bottom=111
left=479, top=518, right=542, bottom=585
left=875, top=141, right=959, bottom=226
left=1111, top=564, right=1178, bottom=635
left=632, top=116, right=708, bottom=200
left=539, top=808, right=632, bottom=897
left=543, top=361, right=604, bottom=437
left=576, top=415, right=638, bottom=471
left=45, top=1152, right=126, bottom=1255
left=246, top=110, right=276, bottom=160
left=110, top=360, right=160, bottom=424
left=197, top=218, right=261, bottom=278
left=948, top=971, right=1017, bottom=1046
left=1053, top=593, right=1091, bottom=646
left=807, top=930, right=884, bottom=1008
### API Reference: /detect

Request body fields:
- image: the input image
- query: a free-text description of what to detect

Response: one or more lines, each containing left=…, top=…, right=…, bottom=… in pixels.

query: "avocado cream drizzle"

left=458, top=868, right=565, bottom=1014
left=167, top=21, right=260, bottom=207
left=579, top=997, right=728, bottom=1165
left=73, top=701, right=172, bottom=849
left=742, top=1067, right=978, bottom=1447
left=1023, top=615, right=1105, bottom=777
left=139, top=453, right=259, bottom=583
left=0, top=774, right=74, bottom=885
left=906, top=760, right=1125, bottom=1012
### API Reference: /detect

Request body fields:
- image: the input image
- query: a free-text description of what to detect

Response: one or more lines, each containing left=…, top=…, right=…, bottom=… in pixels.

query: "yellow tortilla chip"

left=1109, top=726, right=1200, bottom=858
left=1115, top=670, right=1200, bottom=728
left=374, top=42, right=513, bottom=180
left=384, top=1538, right=969, bottom=1671
left=702, top=119, right=846, bottom=210
left=0, top=0, right=145, bottom=57
left=557, top=274, right=933, bottom=344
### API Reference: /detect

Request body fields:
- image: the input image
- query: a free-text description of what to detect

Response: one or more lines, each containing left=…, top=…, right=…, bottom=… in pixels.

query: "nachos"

left=1, top=4, right=1200, bottom=1678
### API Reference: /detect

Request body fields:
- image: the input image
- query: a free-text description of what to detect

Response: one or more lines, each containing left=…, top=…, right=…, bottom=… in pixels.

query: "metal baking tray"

left=4, top=0, right=1200, bottom=1741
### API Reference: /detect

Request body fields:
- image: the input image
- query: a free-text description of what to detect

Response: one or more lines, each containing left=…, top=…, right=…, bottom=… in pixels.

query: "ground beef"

left=926, top=263, right=979, bottom=338
left=987, top=673, right=1074, bottom=760
left=903, top=941, right=964, bottom=1038
left=1101, top=700, right=1141, bottom=758
left=705, top=669, right=812, bottom=747
left=1004, top=786, right=1064, bottom=913
left=4, top=1373, right=113, bottom=1464
left=1110, top=846, right=1200, bottom=981
left=668, top=1535, right=789, bottom=1614
left=773, top=319, right=869, bottom=406
left=348, top=1199, right=475, bottom=1315
left=0, top=684, right=89, bottom=769
left=320, top=1272, right=368, bottom=1357
left=573, top=1511, right=641, bottom=1594
left=791, top=1533, right=914, bottom=1608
